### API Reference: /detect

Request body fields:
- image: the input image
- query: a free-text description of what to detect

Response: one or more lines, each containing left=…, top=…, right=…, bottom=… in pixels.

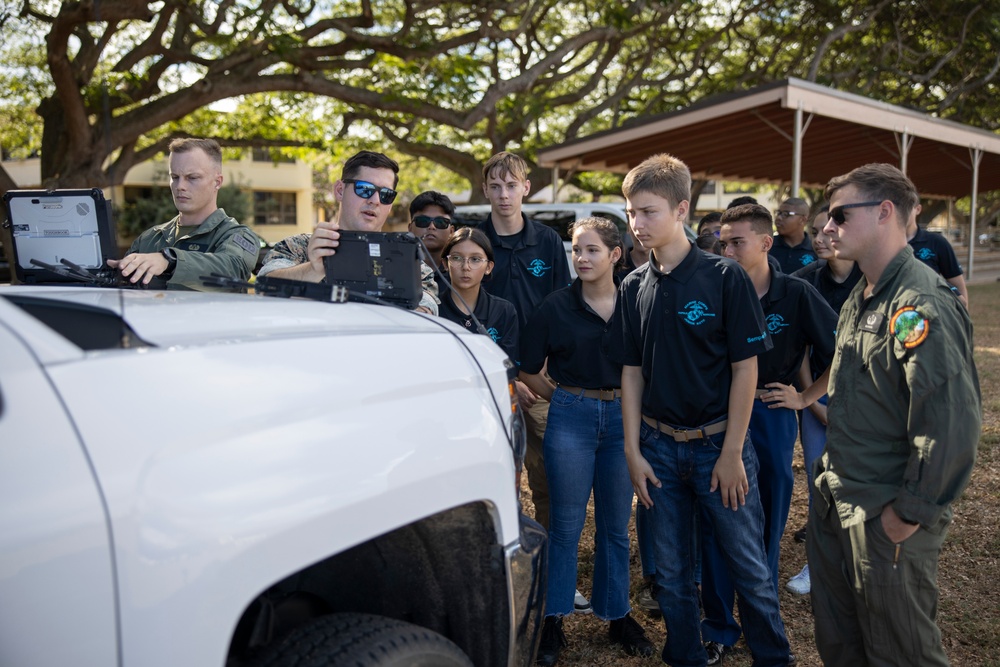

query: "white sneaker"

left=786, top=564, right=811, bottom=595
left=574, top=588, right=592, bottom=614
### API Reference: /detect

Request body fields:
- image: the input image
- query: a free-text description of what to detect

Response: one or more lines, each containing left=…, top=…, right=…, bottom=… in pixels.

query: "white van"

left=453, top=203, right=696, bottom=276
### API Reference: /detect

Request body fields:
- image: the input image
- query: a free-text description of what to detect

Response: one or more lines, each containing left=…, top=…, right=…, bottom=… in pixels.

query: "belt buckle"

left=599, top=388, right=615, bottom=401
left=674, top=427, right=705, bottom=443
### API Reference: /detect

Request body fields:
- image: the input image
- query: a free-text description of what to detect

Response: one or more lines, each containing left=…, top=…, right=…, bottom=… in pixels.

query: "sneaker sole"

left=637, top=602, right=661, bottom=616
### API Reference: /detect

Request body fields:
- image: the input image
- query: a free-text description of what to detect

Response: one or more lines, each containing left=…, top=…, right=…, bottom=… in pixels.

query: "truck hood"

left=0, top=286, right=453, bottom=349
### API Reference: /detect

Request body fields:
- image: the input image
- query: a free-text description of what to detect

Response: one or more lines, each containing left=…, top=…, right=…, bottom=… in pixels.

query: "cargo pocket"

left=859, top=516, right=918, bottom=663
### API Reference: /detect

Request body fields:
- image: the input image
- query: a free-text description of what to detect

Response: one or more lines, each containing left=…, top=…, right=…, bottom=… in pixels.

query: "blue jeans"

left=543, top=387, right=633, bottom=619
left=702, top=400, right=797, bottom=644
left=637, top=504, right=701, bottom=585
left=800, top=394, right=828, bottom=514
left=639, top=419, right=790, bottom=667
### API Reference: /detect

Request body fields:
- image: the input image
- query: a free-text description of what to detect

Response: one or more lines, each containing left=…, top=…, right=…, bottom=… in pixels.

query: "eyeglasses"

left=775, top=211, right=802, bottom=219
left=412, top=215, right=452, bottom=229
left=828, top=200, right=883, bottom=225
left=343, top=179, right=397, bottom=205
left=447, top=255, right=488, bottom=268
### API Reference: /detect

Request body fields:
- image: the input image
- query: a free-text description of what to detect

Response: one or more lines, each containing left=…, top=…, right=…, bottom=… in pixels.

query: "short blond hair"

left=482, top=151, right=529, bottom=183
left=622, top=153, right=691, bottom=208
left=168, top=137, right=222, bottom=169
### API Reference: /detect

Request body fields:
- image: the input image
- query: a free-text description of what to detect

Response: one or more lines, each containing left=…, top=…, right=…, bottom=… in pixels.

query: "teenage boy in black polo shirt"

left=614, top=153, right=791, bottom=667
left=906, top=204, right=968, bottom=308
left=700, top=204, right=837, bottom=660
left=770, top=197, right=817, bottom=272
left=476, top=152, right=572, bottom=535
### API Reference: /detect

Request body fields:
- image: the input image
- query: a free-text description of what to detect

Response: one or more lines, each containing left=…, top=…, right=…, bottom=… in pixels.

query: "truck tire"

left=249, top=612, right=474, bottom=667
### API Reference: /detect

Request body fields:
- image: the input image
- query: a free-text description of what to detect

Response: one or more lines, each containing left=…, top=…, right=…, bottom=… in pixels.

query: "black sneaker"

left=793, top=524, right=807, bottom=543
left=637, top=583, right=661, bottom=617
left=705, top=640, right=733, bottom=666
left=609, top=613, right=655, bottom=657
left=536, top=616, right=566, bottom=666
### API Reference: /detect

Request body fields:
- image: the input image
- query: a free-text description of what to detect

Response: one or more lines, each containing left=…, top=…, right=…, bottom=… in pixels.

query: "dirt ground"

left=523, top=281, right=1000, bottom=667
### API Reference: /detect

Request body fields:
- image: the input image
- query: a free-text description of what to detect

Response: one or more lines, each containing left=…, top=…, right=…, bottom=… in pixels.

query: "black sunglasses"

left=343, top=179, right=397, bottom=205
left=828, top=200, right=883, bottom=225
left=412, top=215, right=452, bottom=229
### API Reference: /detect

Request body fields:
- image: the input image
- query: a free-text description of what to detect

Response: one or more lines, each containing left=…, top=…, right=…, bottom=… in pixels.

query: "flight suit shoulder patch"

left=890, top=306, right=929, bottom=349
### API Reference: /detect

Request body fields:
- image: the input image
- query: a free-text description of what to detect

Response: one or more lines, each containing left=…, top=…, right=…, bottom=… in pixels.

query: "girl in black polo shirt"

left=521, top=218, right=653, bottom=664
left=438, top=227, right=520, bottom=362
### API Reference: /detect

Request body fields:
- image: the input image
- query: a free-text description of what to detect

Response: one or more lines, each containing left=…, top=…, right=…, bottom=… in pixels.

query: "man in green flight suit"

left=108, top=137, right=259, bottom=290
left=809, top=162, right=981, bottom=667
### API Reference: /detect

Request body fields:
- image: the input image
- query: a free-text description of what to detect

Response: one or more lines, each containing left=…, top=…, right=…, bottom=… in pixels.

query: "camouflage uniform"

left=259, top=233, right=439, bottom=314
left=128, top=208, right=258, bottom=291
left=809, top=245, right=980, bottom=667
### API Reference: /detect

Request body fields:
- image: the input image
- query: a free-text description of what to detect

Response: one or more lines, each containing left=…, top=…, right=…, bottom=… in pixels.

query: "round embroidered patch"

left=890, top=306, right=929, bottom=348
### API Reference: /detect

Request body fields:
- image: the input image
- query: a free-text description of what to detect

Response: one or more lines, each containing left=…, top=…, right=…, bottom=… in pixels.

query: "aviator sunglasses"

left=828, top=200, right=882, bottom=225
left=343, top=179, right=398, bottom=205
left=412, top=215, right=453, bottom=229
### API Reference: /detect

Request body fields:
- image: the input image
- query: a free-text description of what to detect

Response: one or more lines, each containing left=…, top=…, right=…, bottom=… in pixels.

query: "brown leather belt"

left=642, top=415, right=728, bottom=442
left=754, top=388, right=768, bottom=399
left=558, top=385, right=621, bottom=401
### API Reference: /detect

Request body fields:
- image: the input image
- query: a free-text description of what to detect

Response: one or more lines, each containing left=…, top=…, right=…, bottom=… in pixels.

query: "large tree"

left=3, top=0, right=1000, bottom=210
left=1, top=0, right=778, bottom=196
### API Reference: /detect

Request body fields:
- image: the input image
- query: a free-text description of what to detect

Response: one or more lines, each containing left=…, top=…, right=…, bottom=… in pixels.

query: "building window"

left=252, top=148, right=295, bottom=163
left=254, top=191, right=297, bottom=225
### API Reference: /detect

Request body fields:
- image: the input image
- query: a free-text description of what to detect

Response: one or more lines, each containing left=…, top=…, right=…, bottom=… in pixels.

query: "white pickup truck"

left=0, top=286, right=545, bottom=667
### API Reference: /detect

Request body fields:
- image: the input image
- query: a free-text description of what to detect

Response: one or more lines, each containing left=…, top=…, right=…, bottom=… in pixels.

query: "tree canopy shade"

left=0, top=0, right=786, bottom=193
left=3, top=0, right=1000, bottom=204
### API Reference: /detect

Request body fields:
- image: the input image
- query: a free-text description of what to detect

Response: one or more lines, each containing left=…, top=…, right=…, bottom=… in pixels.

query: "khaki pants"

left=808, top=501, right=950, bottom=667
left=523, top=398, right=549, bottom=529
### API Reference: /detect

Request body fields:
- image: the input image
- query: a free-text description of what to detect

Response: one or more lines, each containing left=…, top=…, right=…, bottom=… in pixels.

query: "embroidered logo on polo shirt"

left=916, top=248, right=936, bottom=261
left=678, top=300, right=716, bottom=325
left=766, top=313, right=790, bottom=335
left=800, top=254, right=816, bottom=266
left=487, top=327, right=500, bottom=343
left=890, top=306, right=929, bottom=349
left=527, top=259, right=551, bottom=277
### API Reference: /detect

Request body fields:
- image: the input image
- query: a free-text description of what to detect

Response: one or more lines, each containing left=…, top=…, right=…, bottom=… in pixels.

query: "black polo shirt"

left=439, top=286, right=520, bottom=362
left=615, top=248, right=646, bottom=282
left=909, top=227, right=963, bottom=279
left=769, top=235, right=817, bottom=273
left=521, top=279, right=621, bottom=389
left=478, top=213, right=572, bottom=330
left=756, top=270, right=838, bottom=387
left=613, top=243, right=771, bottom=427
left=791, top=260, right=863, bottom=315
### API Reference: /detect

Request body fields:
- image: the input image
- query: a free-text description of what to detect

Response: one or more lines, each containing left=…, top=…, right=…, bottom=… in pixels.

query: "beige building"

left=3, top=151, right=314, bottom=245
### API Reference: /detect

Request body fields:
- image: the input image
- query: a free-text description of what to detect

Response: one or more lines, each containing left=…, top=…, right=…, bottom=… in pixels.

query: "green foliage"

left=6, top=0, right=1000, bottom=201
left=574, top=171, right=625, bottom=201
left=116, top=190, right=177, bottom=240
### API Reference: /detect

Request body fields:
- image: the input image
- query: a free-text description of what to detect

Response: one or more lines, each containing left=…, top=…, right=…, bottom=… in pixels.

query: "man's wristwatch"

left=161, top=248, right=178, bottom=279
